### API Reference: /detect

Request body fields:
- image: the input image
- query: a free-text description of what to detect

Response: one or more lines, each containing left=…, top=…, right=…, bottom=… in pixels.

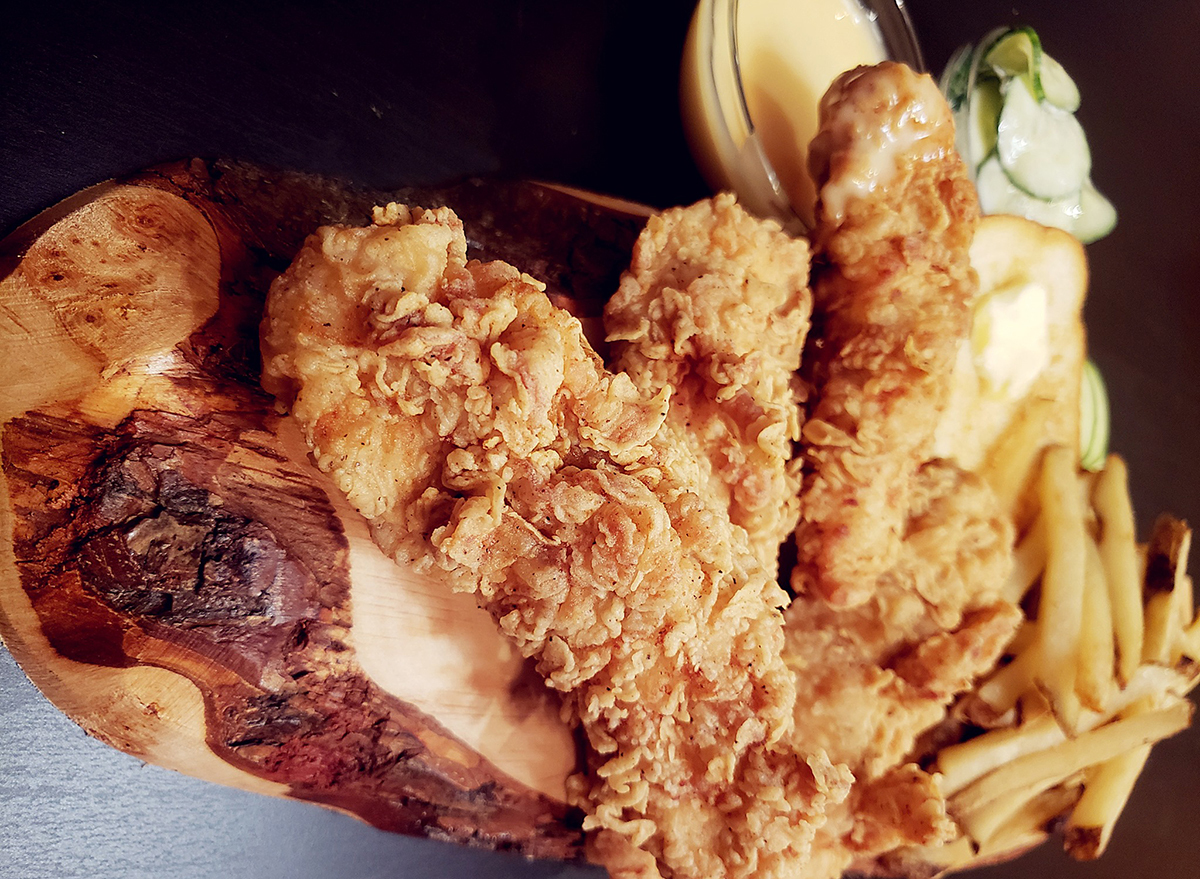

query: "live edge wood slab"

left=0, top=159, right=653, bottom=861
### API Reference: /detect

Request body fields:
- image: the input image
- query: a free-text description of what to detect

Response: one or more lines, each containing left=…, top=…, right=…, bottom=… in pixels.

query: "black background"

left=2, top=2, right=1197, bottom=878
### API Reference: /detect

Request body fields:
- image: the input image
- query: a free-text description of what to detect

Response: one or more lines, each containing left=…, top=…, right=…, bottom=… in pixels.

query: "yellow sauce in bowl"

left=681, top=0, right=919, bottom=228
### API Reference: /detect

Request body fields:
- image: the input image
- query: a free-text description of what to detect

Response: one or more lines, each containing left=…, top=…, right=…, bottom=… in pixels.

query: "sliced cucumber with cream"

left=983, top=26, right=1081, bottom=111
left=975, top=155, right=1072, bottom=226
left=943, top=26, right=1115, bottom=244
left=976, top=155, right=1115, bottom=244
left=996, top=75, right=1090, bottom=199
left=968, top=77, right=1003, bottom=167
left=1074, top=181, right=1119, bottom=243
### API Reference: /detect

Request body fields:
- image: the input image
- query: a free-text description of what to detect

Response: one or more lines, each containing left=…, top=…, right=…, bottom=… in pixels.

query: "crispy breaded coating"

left=604, top=194, right=812, bottom=574
left=787, top=462, right=1017, bottom=774
left=795, top=62, right=980, bottom=608
left=785, top=461, right=1020, bottom=876
left=261, top=204, right=850, bottom=879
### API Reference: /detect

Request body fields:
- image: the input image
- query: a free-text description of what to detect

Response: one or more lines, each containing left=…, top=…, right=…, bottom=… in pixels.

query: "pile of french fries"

left=906, top=448, right=1198, bottom=871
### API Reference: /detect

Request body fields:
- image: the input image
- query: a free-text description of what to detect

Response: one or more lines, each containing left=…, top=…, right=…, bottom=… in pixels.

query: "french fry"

left=1144, top=514, right=1191, bottom=594
left=1004, top=513, right=1048, bottom=605
left=976, top=782, right=1083, bottom=860
left=1076, top=469, right=1100, bottom=542
left=939, top=662, right=1199, bottom=798
left=947, top=700, right=1192, bottom=821
left=1170, top=574, right=1196, bottom=667
left=1076, top=538, right=1116, bottom=711
left=1143, top=515, right=1192, bottom=664
left=1116, top=661, right=1200, bottom=704
left=1176, top=573, right=1195, bottom=632
left=955, top=787, right=1033, bottom=848
left=1143, top=593, right=1177, bottom=666
left=936, top=713, right=1065, bottom=797
left=980, top=826, right=1051, bottom=864
left=1032, top=445, right=1087, bottom=733
left=1064, top=743, right=1151, bottom=860
left=936, top=452, right=1194, bottom=869
left=957, top=771, right=1082, bottom=846
left=1180, top=615, right=1200, bottom=663
left=1093, top=455, right=1144, bottom=683
left=1018, top=687, right=1052, bottom=723
left=963, top=649, right=1038, bottom=728
left=939, top=666, right=1195, bottom=802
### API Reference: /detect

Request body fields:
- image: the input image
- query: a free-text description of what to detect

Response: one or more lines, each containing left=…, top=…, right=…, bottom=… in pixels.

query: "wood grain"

left=0, top=160, right=651, bottom=859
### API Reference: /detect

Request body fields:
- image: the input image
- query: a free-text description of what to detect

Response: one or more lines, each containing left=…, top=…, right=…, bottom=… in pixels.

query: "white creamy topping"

left=971, top=279, right=1050, bottom=399
left=819, top=80, right=945, bottom=221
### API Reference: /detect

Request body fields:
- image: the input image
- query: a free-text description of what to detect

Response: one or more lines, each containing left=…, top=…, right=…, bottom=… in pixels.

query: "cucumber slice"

left=983, top=26, right=1081, bottom=111
left=975, top=154, right=1023, bottom=216
left=973, top=27, right=1012, bottom=73
left=976, top=156, right=1117, bottom=245
left=997, top=76, right=1091, bottom=200
left=956, top=28, right=1009, bottom=178
left=975, top=154, right=1029, bottom=216
left=1037, top=52, right=1082, bottom=112
left=983, top=27, right=1040, bottom=77
left=975, top=155, right=1080, bottom=232
left=1075, top=182, right=1118, bottom=244
left=967, top=77, right=1003, bottom=168
left=1079, top=360, right=1110, bottom=472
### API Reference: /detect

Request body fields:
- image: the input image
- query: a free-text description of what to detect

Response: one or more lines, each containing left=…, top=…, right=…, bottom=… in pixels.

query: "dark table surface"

left=2, top=2, right=1197, bottom=878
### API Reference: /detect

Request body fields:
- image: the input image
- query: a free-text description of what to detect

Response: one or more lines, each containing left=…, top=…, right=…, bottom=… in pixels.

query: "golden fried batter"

left=786, top=461, right=1020, bottom=875
left=795, top=62, right=981, bottom=608
left=604, top=194, right=812, bottom=574
left=261, top=203, right=849, bottom=879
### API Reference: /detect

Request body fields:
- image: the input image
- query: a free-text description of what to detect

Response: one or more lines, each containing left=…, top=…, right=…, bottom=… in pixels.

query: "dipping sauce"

left=739, top=0, right=886, bottom=225
left=682, top=0, right=903, bottom=228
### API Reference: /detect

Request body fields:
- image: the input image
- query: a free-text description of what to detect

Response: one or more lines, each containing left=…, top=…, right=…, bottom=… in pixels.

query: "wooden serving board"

left=0, top=159, right=653, bottom=860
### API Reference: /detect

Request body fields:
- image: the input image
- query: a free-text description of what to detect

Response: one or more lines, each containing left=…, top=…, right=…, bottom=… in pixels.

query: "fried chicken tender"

left=786, top=461, right=1021, bottom=877
left=795, top=62, right=981, bottom=608
left=604, top=194, right=812, bottom=574
left=787, top=462, right=1017, bottom=774
left=260, top=203, right=850, bottom=879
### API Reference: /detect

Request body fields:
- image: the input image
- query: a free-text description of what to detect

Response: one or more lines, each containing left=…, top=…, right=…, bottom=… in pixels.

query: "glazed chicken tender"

left=795, top=62, right=980, bottom=608
left=604, top=194, right=812, bottom=574
left=780, top=63, right=1022, bottom=876
left=261, top=203, right=850, bottom=879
